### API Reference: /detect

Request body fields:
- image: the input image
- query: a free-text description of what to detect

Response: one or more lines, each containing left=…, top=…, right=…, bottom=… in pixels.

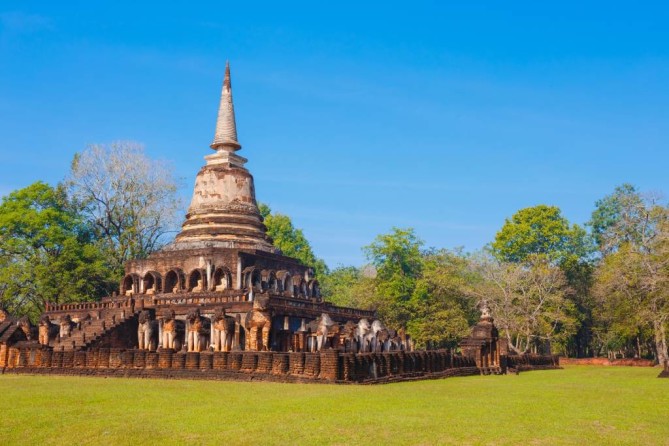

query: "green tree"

left=407, top=249, right=476, bottom=348
left=67, top=142, right=182, bottom=279
left=0, top=182, right=112, bottom=320
left=362, top=227, right=424, bottom=329
left=259, top=203, right=328, bottom=277
left=588, top=183, right=645, bottom=254
left=492, top=205, right=593, bottom=356
left=591, top=193, right=669, bottom=364
left=468, top=253, right=577, bottom=354
left=320, top=265, right=377, bottom=313
left=492, top=205, right=591, bottom=266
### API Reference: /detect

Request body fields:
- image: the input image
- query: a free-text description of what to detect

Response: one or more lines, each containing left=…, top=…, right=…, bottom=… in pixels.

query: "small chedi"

left=0, top=64, right=558, bottom=383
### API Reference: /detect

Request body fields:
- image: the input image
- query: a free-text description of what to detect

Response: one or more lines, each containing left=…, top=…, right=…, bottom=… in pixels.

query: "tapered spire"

left=210, top=61, right=241, bottom=151
left=171, top=65, right=275, bottom=253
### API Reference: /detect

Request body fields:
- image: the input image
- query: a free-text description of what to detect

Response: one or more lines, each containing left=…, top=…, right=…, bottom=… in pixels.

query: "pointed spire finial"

left=224, top=60, right=231, bottom=90
left=210, top=61, right=241, bottom=152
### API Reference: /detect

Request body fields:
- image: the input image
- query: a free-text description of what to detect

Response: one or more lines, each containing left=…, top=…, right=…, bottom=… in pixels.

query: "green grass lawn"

left=0, top=366, right=666, bottom=445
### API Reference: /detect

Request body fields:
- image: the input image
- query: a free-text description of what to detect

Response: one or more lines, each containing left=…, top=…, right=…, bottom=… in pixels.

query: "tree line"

left=0, top=144, right=667, bottom=363
left=0, top=142, right=181, bottom=320
left=322, top=186, right=669, bottom=364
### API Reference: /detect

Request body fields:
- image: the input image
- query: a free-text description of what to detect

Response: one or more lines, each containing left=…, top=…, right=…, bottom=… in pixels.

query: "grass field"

left=0, top=366, right=666, bottom=445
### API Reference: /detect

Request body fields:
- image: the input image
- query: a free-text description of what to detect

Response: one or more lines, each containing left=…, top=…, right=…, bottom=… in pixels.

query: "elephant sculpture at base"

left=245, top=295, right=271, bottom=351
left=356, top=318, right=372, bottom=352
left=160, top=309, right=182, bottom=351
left=315, top=313, right=339, bottom=351
left=59, top=315, right=76, bottom=338
left=369, top=320, right=387, bottom=352
left=212, top=308, right=235, bottom=352
left=340, top=321, right=358, bottom=352
left=374, top=327, right=391, bottom=352
left=186, top=308, right=209, bottom=352
left=38, top=315, right=59, bottom=346
left=397, top=327, right=411, bottom=351
left=17, top=317, right=35, bottom=341
left=137, top=310, right=158, bottom=350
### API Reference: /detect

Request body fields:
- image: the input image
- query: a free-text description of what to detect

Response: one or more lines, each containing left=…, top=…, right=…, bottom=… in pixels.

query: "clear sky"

left=1, top=2, right=668, bottom=267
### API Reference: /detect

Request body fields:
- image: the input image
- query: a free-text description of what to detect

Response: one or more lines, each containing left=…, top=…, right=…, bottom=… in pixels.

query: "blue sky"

left=1, top=2, right=668, bottom=267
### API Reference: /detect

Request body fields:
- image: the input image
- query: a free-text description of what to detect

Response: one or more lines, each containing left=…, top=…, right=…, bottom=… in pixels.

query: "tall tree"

left=591, top=190, right=669, bottom=363
left=492, top=205, right=593, bottom=356
left=363, top=227, right=424, bottom=329
left=589, top=183, right=646, bottom=254
left=468, top=253, right=576, bottom=354
left=0, top=182, right=111, bottom=320
left=67, top=142, right=182, bottom=278
left=407, top=249, right=476, bottom=348
left=320, top=266, right=367, bottom=308
left=492, top=205, right=591, bottom=266
left=259, top=203, right=328, bottom=277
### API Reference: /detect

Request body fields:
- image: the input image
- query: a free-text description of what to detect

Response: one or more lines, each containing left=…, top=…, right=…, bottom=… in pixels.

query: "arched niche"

left=188, top=269, right=206, bottom=292
left=251, top=269, right=262, bottom=292
left=299, top=279, right=308, bottom=298
left=143, top=271, right=162, bottom=295
left=283, top=274, right=294, bottom=297
left=121, top=273, right=140, bottom=296
left=164, top=268, right=185, bottom=294
left=308, top=279, right=321, bottom=299
left=213, top=267, right=232, bottom=291
left=268, top=271, right=279, bottom=293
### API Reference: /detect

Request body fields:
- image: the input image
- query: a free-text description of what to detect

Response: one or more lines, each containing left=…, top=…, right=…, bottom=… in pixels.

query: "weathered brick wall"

left=506, top=354, right=560, bottom=371
left=1, top=346, right=559, bottom=384
left=559, top=357, right=654, bottom=367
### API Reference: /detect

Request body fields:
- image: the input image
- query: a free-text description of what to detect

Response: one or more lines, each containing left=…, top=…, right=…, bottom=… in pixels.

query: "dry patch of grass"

left=0, top=366, right=666, bottom=445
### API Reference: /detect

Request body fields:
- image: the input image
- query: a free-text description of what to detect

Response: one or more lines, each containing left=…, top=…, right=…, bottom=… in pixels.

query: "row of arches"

left=121, top=267, right=320, bottom=299
left=242, top=268, right=320, bottom=299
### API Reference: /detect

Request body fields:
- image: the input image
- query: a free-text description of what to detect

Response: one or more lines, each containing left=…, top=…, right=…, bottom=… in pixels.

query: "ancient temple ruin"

left=0, top=64, right=559, bottom=383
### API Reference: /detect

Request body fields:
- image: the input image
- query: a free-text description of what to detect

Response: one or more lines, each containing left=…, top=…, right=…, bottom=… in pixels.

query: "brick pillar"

left=241, top=352, right=258, bottom=372
left=17, top=348, right=28, bottom=367
left=229, top=352, right=242, bottom=370
left=0, top=344, right=8, bottom=368
left=40, top=349, right=52, bottom=368
left=85, top=350, right=98, bottom=368
left=74, top=351, right=87, bottom=368
left=289, top=352, right=305, bottom=375
left=62, top=351, right=74, bottom=368
left=173, top=353, right=186, bottom=369
left=257, top=352, right=272, bottom=373
left=213, top=352, right=228, bottom=370
left=304, top=353, right=320, bottom=377
left=146, top=352, right=158, bottom=369
left=134, top=350, right=147, bottom=368
left=185, top=352, right=200, bottom=370
left=120, top=350, right=134, bottom=368
left=109, top=349, right=122, bottom=368
left=200, top=352, right=213, bottom=370
left=157, top=349, right=173, bottom=369
left=318, top=350, right=339, bottom=381
left=271, top=353, right=289, bottom=375
left=98, top=348, right=110, bottom=368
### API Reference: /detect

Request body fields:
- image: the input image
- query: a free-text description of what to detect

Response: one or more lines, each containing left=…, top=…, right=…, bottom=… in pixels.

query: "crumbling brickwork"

left=3, top=345, right=538, bottom=384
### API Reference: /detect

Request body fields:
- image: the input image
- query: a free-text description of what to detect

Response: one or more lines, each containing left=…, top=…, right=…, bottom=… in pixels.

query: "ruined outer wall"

left=2, top=345, right=561, bottom=384
left=0, top=347, right=501, bottom=384
left=560, top=357, right=655, bottom=367
left=505, top=354, right=561, bottom=372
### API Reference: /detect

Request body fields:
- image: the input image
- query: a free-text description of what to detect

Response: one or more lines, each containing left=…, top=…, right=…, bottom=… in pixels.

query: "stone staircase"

left=49, top=308, right=141, bottom=351
left=0, top=319, right=17, bottom=344
left=479, top=366, right=504, bottom=375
